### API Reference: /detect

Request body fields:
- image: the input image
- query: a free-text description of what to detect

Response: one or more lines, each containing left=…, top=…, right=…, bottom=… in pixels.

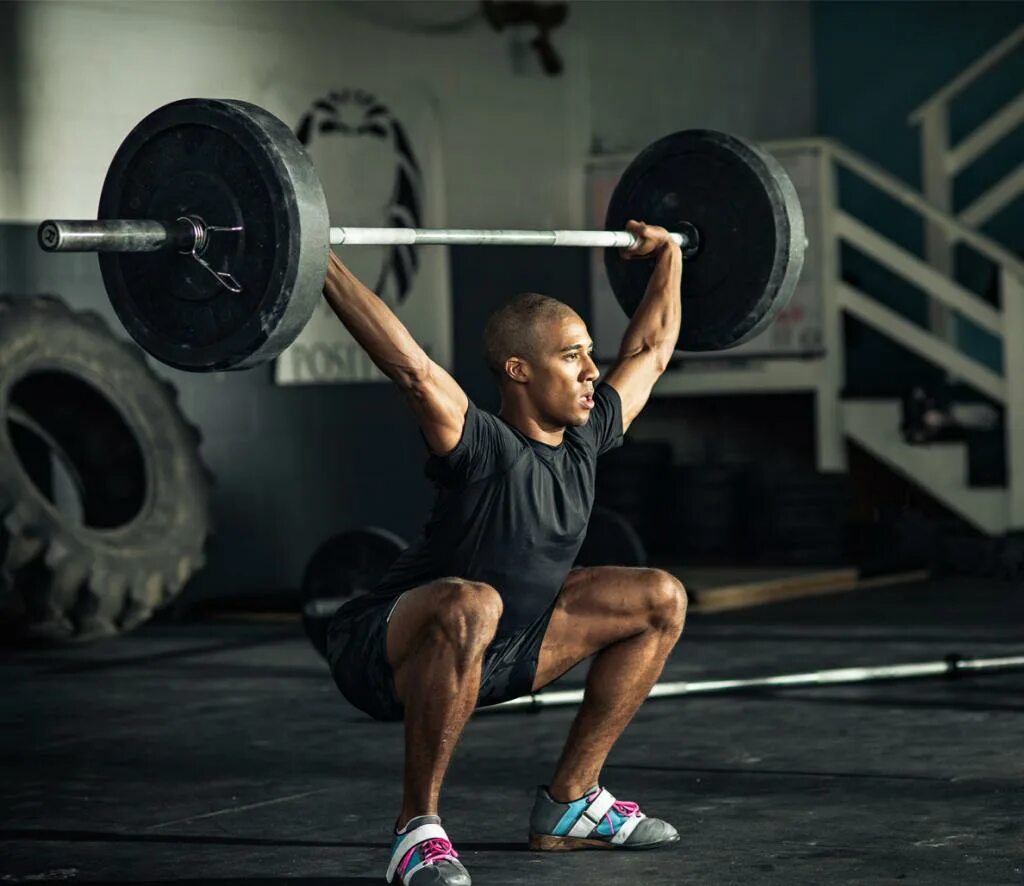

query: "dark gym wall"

left=813, top=1, right=1024, bottom=389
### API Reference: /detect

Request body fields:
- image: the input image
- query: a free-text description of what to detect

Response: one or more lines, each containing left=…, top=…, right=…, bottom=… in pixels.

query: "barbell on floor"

left=37, top=98, right=805, bottom=372
left=481, top=653, right=1024, bottom=713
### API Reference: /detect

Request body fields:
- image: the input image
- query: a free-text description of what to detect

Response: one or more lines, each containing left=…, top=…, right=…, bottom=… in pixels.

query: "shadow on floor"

left=0, top=828, right=528, bottom=854
left=604, top=762, right=950, bottom=782
left=42, top=631, right=299, bottom=675
left=58, top=881, right=378, bottom=885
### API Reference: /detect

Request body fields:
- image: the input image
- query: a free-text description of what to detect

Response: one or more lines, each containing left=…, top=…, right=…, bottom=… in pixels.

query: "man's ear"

left=505, top=356, right=530, bottom=384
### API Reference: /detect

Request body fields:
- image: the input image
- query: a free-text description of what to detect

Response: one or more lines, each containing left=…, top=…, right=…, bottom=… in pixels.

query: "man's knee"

left=643, top=569, right=687, bottom=632
left=430, top=578, right=503, bottom=651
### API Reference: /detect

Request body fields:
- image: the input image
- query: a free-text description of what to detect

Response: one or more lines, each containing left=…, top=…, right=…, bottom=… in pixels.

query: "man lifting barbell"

left=322, top=220, right=685, bottom=886
left=37, top=97, right=808, bottom=885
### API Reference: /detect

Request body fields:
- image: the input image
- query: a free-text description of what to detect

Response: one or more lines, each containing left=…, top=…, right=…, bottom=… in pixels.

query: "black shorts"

left=326, top=590, right=557, bottom=722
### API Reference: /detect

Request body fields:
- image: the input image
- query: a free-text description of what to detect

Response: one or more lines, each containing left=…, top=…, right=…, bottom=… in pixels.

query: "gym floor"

left=2, top=575, right=1022, bottom=885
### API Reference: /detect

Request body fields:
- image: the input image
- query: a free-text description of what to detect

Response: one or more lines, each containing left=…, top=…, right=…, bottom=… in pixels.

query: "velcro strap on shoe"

left=567, top=789, right=617, bottom=838
left=385, top=823, right=448, bottom=884
left=610, top=811, right=645, bottom=845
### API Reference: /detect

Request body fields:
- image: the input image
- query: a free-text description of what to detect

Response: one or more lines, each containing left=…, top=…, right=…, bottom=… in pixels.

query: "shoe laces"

left=586, top=789, right=640, bottom=832
left=401, top=837, right=459, bottom=875
left=423, top=838, right=459, bottom=864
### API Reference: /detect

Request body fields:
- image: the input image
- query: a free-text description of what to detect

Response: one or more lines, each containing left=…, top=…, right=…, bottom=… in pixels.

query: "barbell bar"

left=331, top=226, right=693, bottom=249
left=38, top=218, right=689, bottom=253
left=34, top=98, right=805, bottom=371
left=481, top=652, right=1024, bottom=714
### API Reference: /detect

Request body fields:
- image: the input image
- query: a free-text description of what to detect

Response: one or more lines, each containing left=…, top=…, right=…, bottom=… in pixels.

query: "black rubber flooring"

left=2, top=575, right=1022, bottom=885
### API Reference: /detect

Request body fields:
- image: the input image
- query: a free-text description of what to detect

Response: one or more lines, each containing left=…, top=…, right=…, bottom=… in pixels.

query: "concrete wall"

left=0, top=0, right=815, bottom=601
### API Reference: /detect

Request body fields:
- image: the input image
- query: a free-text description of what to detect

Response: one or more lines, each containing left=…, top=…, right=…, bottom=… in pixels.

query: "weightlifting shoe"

left=386, top=815, right=471, bottom=885
left=528, top=785, right=679, bottom=851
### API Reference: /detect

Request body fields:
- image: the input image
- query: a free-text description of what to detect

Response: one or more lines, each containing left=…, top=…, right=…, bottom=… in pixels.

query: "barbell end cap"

left=676, top=221, right=700, bottom=259
left=38, top=221, right=63, bottom=252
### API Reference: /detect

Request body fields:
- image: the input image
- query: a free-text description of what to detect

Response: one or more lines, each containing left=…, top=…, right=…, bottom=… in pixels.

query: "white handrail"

left=946, top=91, right=1024, bottom=175
left=834, top=212, right=1003, bottom=336
left=961, top=165, right=1024, bottom=228
left=909, top=24, right=1024, bottom=123
left=838, top=283, right=1006, bottom=403
left=825, top=140, right=1024, bottom=278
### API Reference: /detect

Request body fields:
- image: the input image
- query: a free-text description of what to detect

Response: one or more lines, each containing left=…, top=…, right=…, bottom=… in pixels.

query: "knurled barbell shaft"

left=37, top=219, right=687, bottom=253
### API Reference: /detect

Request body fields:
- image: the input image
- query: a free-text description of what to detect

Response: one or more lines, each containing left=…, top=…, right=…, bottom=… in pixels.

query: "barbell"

left=484, top=653, right=1024, bottom=714
left=37, top=98, right=806, bottom=372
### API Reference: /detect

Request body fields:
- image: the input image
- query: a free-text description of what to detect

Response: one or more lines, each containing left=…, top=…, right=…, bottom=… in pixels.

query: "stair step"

left=841, top=399, right=1008, bottom=535
left=843, top=400, right=967, bottom=476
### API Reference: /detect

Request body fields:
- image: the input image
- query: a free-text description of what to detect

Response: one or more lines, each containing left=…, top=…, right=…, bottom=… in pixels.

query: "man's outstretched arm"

left=322, top=251, right=468, bottom=454
left=603, top=221, right=682, bottom=433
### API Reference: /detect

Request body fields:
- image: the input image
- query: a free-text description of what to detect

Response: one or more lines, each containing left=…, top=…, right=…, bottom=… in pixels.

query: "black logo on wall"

left=297, top=90, right=423, bottom=305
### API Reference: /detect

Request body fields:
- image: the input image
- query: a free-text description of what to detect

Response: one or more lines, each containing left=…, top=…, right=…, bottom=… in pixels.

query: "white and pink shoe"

left=386, top=815, right=471, bottom=885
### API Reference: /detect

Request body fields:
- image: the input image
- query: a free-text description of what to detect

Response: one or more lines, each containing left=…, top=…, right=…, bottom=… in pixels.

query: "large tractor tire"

left=0, top=295, right=212, bottom=643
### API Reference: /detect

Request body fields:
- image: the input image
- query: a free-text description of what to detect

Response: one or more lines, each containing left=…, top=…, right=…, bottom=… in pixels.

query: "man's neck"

left=498, top=401, right=566, bottom=447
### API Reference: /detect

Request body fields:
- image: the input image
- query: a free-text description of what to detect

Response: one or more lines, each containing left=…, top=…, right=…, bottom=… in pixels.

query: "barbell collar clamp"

left=176, top=216, right=244, bottom=294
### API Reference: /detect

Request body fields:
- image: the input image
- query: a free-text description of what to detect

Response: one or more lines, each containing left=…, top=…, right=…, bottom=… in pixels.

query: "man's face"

left=523, top=313, right=600, bottom=428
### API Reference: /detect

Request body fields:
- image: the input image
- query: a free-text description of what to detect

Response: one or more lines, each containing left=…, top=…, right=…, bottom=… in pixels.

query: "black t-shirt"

left=372, top=382, right=624, bottom=636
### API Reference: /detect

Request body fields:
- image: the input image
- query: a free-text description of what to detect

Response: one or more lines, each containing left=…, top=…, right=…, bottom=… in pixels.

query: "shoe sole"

left=528, top=833, right=680, bottom=852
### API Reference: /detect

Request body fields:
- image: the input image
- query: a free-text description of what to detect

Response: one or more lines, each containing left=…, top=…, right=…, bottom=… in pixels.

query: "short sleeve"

left=425, top=400, right=521, bottom=487
left=574, top=382, right=624, bottom=456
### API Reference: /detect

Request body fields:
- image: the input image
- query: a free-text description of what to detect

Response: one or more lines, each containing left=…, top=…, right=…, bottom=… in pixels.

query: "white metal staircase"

left=830, top=27, right=1024, bottom=536
left=762, top=134, right=1024, bottom=536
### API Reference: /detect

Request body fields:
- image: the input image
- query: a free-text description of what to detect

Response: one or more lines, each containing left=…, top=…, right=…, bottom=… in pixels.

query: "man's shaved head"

left=482, top=292, right=577, bottom=380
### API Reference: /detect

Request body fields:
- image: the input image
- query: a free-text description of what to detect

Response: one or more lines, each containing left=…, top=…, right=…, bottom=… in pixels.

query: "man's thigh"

left=330, top=578, right=478, bottom=717
left=384, top=579, right=460, bottom=699
left=531, top=566, right=680, bottom=692
left=385, top=576, right=505, bottom=701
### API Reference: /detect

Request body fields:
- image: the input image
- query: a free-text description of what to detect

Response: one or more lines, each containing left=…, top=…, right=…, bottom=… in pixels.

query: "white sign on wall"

left=271, top=87, right=451, bottom=385
left=587, top=145, right=823, bottom=361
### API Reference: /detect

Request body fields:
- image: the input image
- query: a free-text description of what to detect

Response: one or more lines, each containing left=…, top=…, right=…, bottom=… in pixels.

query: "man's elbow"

left=649, top=320, right=679, bottom=373
left=621, top=338, right=673, bottom=375
left=655, top=339, right=677, bottom=374
left=388, top=353, right=432, bottom=391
